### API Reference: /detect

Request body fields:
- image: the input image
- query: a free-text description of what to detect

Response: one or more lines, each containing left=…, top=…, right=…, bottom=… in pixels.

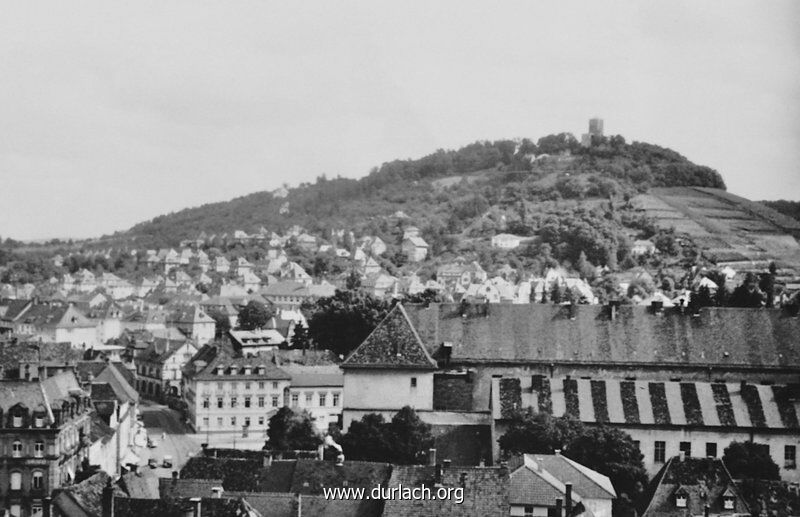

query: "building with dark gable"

left=340, top=303, right=800, bottom=481
left=0, top=371, right=93, bottom=517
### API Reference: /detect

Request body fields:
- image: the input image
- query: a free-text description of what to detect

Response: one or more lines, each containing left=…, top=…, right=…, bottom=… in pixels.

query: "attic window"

left=258, top=367, right=266, bottom=375
left=675, top=495, right=687, bottom=508
left=723, top=497, right=735, bottom=510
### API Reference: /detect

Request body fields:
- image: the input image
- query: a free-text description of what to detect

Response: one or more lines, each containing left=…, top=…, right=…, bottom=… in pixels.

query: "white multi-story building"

left=281, top=365, right=344, bottom=433
left=183, top=353, right=291, bottom=448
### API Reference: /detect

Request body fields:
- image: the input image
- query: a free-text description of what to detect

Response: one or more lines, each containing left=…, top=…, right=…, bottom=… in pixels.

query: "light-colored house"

left=228, top=328, right=285, bottom=356
left=631, top=239, right=657, bottom=257
left=340, top=304, right=437, bottom=429
left=491, top=233, right=523, bottom=249
left=214, top=256, right=231, bottom=273
left=137, top=340, right=198, bottom=399
left=282, top=365, right=344, bottom=433
left=183, top=351, right=291, bottom=447
left=508, top=453, right=615, bottom=517
left=402, top=236, right=429, bottom=262
left=169, top=306, right=216, bottom=346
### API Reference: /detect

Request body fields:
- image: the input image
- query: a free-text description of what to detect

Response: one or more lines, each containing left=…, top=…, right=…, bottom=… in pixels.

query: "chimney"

left=189, top=497, right=201, bottom=517
left=263, top=452, right=273, bottom=467
left=102, top=479, right=114, bottom=517
left=704, top=503, right=710, bottom=517
left=43, top=497, right=51, bottom=517
left=499, top=461, right=508, bottom=477
left=554, top=498, right=563, bottom=517
left=740, top=380, right=747, bottom=392
left=554, top=449, right=561, bottom=456
left=211, top=486, right=223, bottom=499
left=172, top=470, right=179, bottom=487
left=565, top=483, right=573, bottom=515
left=428, top=448, right=437, bottom=467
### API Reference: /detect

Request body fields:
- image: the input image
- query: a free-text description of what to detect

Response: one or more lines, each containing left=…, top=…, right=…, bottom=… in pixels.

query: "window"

left=34, top=441, right=44, bottom=458
left=258, top=382, right=265, bottom=390
left=12, top=415, right=22, bottom=427
left=245, top=382, right=251, bottom=390
left=203, top=398, right=210, bottom=409
left=244, top=397, right=251, bottom=408
left=654, top=441, right=666, bottom=463
left=32, top=470, right=44, bottom=489
left=786, top=445, right=797, bottom=469
left=676, top=494, right=687, bottom=508
left=305, top=392, right=313, bottom=404
left=523, top=506, right=533, bottom=517
left=319, top=393, right=327, bottom=407
left=332, top=393, right=340, bottom=407
left=9, top=505, right=20, bottom=517
left=202, top=418, right=209, bottom=428
left=217, top=382, right=223, bottom=390
left=217, top=397, right=223, bottom=409
left=679, top=441, right=691, bottom=458
left=12, top=440, right=22, bottom=458
left=706, top=442, right=717, bottom=458
left=244, top=417, right=250, bottom=427
left=258, top=416, right=264, bottom=425
left=271, top=396, right=279, bottom=408
left=231, top=417, right=237, bottom=427
left=258, top=396, right=265, bottom=408
left=272, top=381, right=278, bottom=389
left=31, top=505, right=42, bottom=517
left=34, top=415, right=44, bottom=428
left=723, top=496, right=735, bottom=510
left=410, top=377, right=417, bottom=388
left=633, top=440, right=640, bottom=451
left=217, top=417, right=223, bottom=427
left=10, top=471, right=22, bottom=490
left=291, top=394, right=299, bottom=406
left=231, top=397, right=238, bottom=408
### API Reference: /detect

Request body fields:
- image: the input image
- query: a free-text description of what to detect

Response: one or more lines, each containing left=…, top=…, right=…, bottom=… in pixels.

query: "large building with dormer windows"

left=182, top=347, right=291, bottom=448
left=0, top=371, right=92, bottom=517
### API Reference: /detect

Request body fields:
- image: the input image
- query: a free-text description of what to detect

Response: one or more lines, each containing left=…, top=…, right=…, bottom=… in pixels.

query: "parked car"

left=148, top=458, right=158, bottom=468
left=162, top=455, right=173, bottom=468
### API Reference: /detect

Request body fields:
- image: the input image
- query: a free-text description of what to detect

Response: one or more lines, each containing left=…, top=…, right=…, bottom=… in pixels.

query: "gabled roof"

left=404, top=303, right=800, bottom=369
left=385, top=465, right=509, bottom=516
left=510, top=453, right=615, bottom=504
left=639, top=457, right=750, bottom=516
left=342, top=304, right=437, bottom=370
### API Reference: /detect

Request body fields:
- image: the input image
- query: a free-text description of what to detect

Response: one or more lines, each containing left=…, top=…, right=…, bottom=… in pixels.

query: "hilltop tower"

left=581, top=117, right=604, bottom=146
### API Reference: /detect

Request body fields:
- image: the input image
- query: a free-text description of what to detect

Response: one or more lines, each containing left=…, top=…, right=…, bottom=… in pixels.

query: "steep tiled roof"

left=159, top=477, right=223, bottom=498
left=384, top=465, right=509, bottom=516
left=121, top=470, right=161, bottom=499
left=0, top=341, right=82, bottom=372
left=342, top=304, right=437, bottom=370
left=281, top=365, right=343, bottom=388
left=89, top=412, right=115, bottom=444
left=496, top=376, right=800, bottom=431
left=193, top=354, right=290, bottom=382
left=639, top=457, right=750, bottom=516
left=52, top=471, right=114, bottom=517
left=405, top=303, right=800, bottom=369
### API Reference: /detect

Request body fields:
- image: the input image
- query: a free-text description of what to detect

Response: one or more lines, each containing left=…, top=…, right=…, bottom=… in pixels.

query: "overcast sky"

left=2, top=1, right=799, bottom=240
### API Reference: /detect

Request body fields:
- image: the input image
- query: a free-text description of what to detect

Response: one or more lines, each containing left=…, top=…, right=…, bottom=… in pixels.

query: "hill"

left=118, top=133, right=726, bottom=249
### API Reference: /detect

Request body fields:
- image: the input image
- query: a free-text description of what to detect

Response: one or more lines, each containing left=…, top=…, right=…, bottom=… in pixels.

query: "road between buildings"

left=138, top=401, right=203, bottom=476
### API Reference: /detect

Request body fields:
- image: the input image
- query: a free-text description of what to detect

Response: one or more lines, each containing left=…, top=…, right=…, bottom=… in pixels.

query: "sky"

left=2, top=1, right=799, bottom=240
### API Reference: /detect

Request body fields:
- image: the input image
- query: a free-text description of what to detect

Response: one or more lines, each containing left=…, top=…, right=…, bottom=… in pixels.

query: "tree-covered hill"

left=116, top=132, right=725, bottom=248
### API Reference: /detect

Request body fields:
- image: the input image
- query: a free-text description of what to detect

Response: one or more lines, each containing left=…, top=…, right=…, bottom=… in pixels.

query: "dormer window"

left=722, top=487, right=736, bottom=510
left=13, top=416, right=22, bottom=428
left=258, top=367, right=266, bottom=375
left=244, top=368, right=252, bottom=376
left=34, top=415, right=44, bottom=428
left=674, top=487, right=689, bottom=509
left=216, top=366, right=224, bottom=375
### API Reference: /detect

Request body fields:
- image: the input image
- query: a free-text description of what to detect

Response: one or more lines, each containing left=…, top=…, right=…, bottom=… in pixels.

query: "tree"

left=340, top=413, right=393, bottom=462
left=405, top=288, right=444, bottom=305
left=237, top=300, right=274, bottom=330
left=722, top=441, right=779, bottom=480
left=305, top=290, right=392, bottom=357
left=551, top=282, right=563, bottom=304
left=566, top=426, right=648, bottom=505
left=290, top=322, right=311, bottom=352
left=209, top=310, right=231, bottom=339
left=498, top=410, right=585, bottom=455
left=340, top=407, right=433, bottom=465
left=729, top=273, right=765, bottom=308
left=267, top=407, right=321, bottom=452
left=388, top=406, right=434, bottom=465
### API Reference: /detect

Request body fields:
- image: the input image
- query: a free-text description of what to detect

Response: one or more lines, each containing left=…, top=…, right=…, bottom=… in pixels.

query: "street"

left=138, top=401, right=203, bottom=476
